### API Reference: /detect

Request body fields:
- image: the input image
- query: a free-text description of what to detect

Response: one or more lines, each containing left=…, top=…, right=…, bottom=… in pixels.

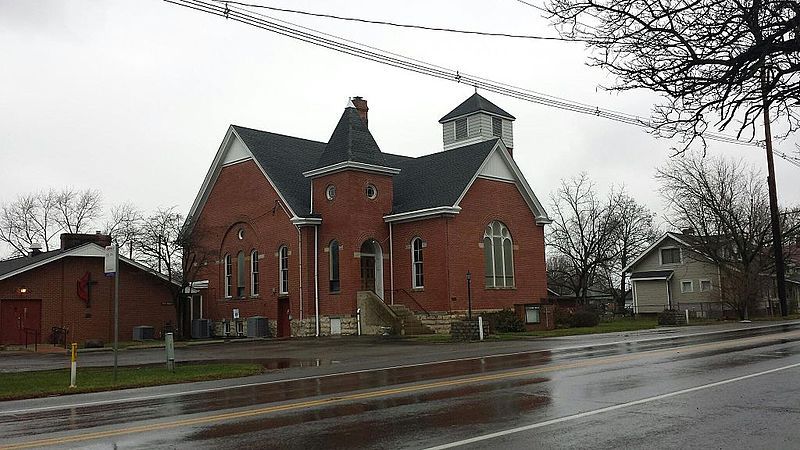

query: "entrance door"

left=277, top=298, right=290, bottom=338
left=359, top=240, right=384, bottom=298
left=0, top=300, right=42, bottom=345
left=360, top=247, right=376, bottom=292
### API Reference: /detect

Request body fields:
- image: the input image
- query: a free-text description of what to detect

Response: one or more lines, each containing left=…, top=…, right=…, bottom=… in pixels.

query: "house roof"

left=314, top=107, right=386, bottom=169
left=234, top=125, right=502, bottom=217
left=0, top=249, right=62, bottom=278
left=439, top=92, right=516, bottom=123
left=0, top=243, right=180, bottom=286
left=630, top=270, right=674, bottom=280
left=623, top=232, right=693, bottom=273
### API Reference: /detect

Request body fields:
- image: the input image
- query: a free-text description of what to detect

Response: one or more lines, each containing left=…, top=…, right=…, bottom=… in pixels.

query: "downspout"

left=314, top=225, right=320, bottom=337
left=297, top=226, right=303, bottom=321
left=389, top=222, right=394, bottom=305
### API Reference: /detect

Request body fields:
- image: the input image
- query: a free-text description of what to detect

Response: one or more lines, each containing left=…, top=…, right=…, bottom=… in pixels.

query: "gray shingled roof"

left=232, top=125, right=326, bottom=216
left=233, top=125, right=499, bottom=217
left=387, top=139, right=498, bottom=214
left=315, top=107, right=386, bottom=169
left=0, top=249, right=63, bottom=277
left=439, top=93, right=515, bottom=123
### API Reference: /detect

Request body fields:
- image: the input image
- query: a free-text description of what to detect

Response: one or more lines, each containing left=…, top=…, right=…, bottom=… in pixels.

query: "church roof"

left=232, top=125, right=499, bottom=217
left=439, top=92, right=515, bottom=123
left=314, top=107, right=386, bottom=169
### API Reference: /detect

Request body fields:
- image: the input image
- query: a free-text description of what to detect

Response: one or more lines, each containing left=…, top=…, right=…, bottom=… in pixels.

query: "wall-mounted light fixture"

left=18, top=287, right=28, bottom=294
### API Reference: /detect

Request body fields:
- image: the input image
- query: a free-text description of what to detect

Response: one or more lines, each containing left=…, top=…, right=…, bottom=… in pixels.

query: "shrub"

left=568, top=310, right=600, bottom=328
left=482, top=309, right=525, bottom=333
left=553, top=306, right=574, bottom=328
left=658, top=309, right=680, bottom=325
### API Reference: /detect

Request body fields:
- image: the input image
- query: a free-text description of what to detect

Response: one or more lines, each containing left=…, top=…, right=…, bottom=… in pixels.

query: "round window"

left=326, top=184, right=336, bottom=200
left=365, top=184, right=377, bottom=199
left=237, top=229, right=245, bottom=240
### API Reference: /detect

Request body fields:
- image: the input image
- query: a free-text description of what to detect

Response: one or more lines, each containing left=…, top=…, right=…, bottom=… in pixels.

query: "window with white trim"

left=237, top=251, right=245, bottom=297
left=412, top=237, right=424, bottom=288
left=660, top=247, right=681, bottom=264
left=455, top=118, right=468, bottom=140
left=525, top=305, right=540, bottom=324
left=483, top=221, right=514, bottom=288
left=224, top=254, right=232, bottom=298
left=699, top=279, right=712, bottom=292
left=681, top=280, right=694, bottom=293
left=251, top=250, right=259, bottom=296
left=279, top=246, right=289, bottom=294
left=329, top=240, right=340, bottom=292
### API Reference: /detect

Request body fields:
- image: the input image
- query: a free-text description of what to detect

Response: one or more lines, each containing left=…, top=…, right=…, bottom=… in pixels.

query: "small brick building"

left=184, top=93, right=552, bottom=336
left=0, top=233, right=177, bottom=346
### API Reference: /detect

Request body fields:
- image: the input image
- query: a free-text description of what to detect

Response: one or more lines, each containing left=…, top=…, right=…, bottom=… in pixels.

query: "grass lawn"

left=0, top=363, right=264, bottom=401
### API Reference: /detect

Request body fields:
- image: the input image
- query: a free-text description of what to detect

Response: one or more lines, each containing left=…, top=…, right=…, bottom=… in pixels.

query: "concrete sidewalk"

left=2, top=320, right=799, bottom=376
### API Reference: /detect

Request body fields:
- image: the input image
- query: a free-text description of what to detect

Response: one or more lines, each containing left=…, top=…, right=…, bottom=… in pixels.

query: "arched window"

left=329, top=240, right=340, bottom=292
left=279, top=245, right=289, bottom=294
left=251, top=250, right=259, bottom=296
left=483, top=221, right=514, bottom=288
left=411, top=237, right=424, bottom=288
left=237, top=251, right=245, bottom=297
left=224, top=254, right=232, bottom=298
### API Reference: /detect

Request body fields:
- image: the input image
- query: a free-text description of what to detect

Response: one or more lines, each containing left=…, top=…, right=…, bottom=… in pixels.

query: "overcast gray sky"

left=2, top=0, right=799, bottom=247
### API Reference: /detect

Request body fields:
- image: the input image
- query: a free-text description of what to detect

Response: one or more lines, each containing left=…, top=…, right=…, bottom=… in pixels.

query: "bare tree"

left=138, top=207, right=214, bottom=337
left=608, top=189, right=658, bottom=310
left=54, top=188, right=103, bottom=234
left=656, top=152, right=798, bottom=318
left=0, top=190, right=60, bottom=256
left=104, top=203, right=144, bottom=259
left=546, top=0, right=800, bottom=315
left=547, top=173, right=621, bottom=304
left=545, top=0, right=800, bottom=150
left=0, top=188, right=103, bottom=258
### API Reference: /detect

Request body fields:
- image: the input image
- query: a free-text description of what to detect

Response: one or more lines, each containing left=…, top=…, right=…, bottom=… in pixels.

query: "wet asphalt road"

left=2, top=323, right=800, bottom=449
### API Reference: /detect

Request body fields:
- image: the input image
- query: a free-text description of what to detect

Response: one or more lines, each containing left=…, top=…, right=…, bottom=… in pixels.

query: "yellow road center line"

left=3, top=331, right=799, bottom=450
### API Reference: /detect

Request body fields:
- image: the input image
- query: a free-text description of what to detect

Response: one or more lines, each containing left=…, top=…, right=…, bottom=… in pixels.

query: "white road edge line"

left=2, top=321, right=797, bottom=416
left=426, top=361, right=800, bottom=450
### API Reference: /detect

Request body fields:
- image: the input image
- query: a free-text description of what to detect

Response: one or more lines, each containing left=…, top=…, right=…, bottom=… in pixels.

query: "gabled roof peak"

left=439, top=92, right=515, bottom=123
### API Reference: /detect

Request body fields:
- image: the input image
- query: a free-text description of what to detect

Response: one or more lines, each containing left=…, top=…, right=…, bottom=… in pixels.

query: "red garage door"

left=0, top=300, right=42, bottom=345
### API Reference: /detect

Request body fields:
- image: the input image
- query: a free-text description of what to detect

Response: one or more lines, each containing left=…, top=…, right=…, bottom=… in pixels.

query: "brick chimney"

left=60, top=232, right=112, bottom=251
left=352, top=96, right=368, bottom=127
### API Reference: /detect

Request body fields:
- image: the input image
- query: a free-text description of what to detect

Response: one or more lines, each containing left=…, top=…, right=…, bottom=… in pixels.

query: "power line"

left=208, top=0, right=587, bottom=41
left=165, top=0, right=800, bottom=168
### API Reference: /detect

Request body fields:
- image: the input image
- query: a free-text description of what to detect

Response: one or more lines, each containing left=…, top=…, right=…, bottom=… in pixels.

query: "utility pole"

left=761, top=65, right=788, bottom=317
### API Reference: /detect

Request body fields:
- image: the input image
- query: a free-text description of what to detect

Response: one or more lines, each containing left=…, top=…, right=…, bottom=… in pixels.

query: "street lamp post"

left=466, top=271, right=472, bottom=320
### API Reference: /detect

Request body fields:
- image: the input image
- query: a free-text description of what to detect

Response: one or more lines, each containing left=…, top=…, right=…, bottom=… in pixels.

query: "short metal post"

left=685, top=309, right=690, bottom=325
left=478, top=316, right=484, bottom=341
left=356, top=308, right=362, bottom=336
left=69, top=343, right=78, bottom=388
left=466, top=271, right=472, bottom=320
left=165, top=332, right=175, bottom=372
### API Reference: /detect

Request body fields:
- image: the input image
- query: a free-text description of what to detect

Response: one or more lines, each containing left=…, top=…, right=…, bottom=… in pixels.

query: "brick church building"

left=0, top=233, right=177, bottom=346
left=184, top=93, right=551, bottom=336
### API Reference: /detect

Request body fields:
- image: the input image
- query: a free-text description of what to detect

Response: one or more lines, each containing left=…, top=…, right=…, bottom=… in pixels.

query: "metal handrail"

left=23, top=328, right=40, bottom=352
left=390, top=288, right=430, bottom=316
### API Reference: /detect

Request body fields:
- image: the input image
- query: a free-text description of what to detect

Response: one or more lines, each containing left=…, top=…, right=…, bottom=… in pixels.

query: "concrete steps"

left=390, top=304, right=435, bottom=335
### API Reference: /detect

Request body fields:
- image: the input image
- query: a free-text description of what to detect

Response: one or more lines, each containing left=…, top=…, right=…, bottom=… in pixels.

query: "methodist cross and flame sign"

left=76, top=272, right=98, bottom=307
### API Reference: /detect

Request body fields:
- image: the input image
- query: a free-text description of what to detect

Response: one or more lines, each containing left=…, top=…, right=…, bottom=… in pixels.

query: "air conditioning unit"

left=247, top=316, right=269, bottom=338
left=191, top=319, right=210, bottom=339
left=132, top=326, right=154, bottom=341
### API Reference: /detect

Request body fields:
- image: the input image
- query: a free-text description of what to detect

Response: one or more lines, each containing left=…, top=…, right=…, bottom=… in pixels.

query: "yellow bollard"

left=69, top=343, right=77, bottom=388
